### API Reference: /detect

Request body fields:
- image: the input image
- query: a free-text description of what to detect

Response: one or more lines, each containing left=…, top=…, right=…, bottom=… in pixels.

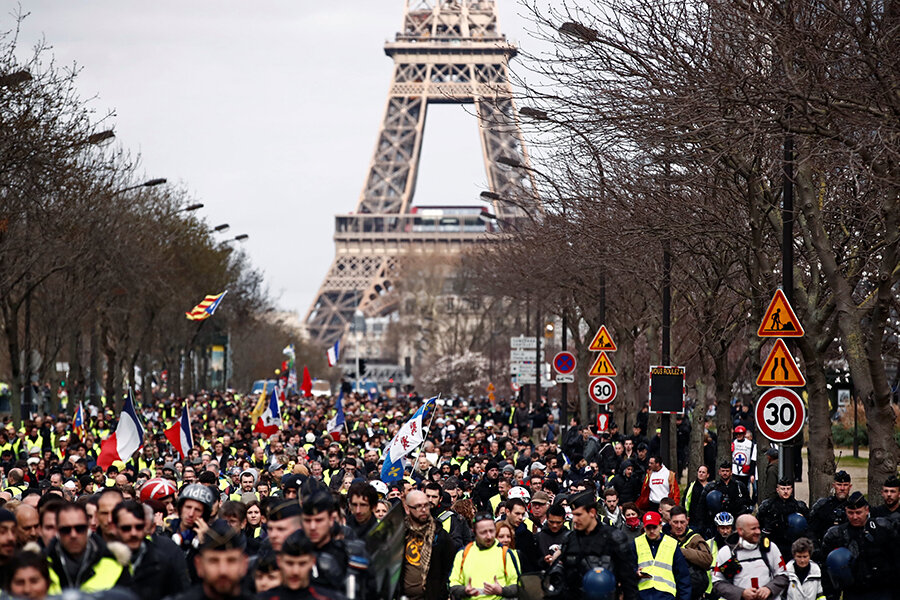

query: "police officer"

left=174, top=521, right=255, bottom=600
left=756, top=477, right=809, bottom=558
left=699, top=462, right=751, bottom=532
left=808, top=470, right=852, bottom=548
left=869, top=475, right=899, bottom=519
left=300, top=490, right=370, bottom=598
left=820, top=491, right=897, bottom=600
left=543, top=490, right=638, bottom=599
left=258, top=529, right=346, bottom=600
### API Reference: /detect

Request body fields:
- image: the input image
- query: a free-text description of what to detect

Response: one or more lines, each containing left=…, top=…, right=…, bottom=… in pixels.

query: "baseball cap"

left=531, top=491, right=550, bottom=505
left=765, top=447, right=779, bottom=458
left=530, top=462, right=546, bottom=472
left=642, top=511, right=662, bottom=527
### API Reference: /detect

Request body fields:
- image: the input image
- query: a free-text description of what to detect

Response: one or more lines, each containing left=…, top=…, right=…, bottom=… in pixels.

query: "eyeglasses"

left=116, top=524, right=142, bottom=533
left=408, top=503, right=430, bottom=510
left=59, top=524, right=89, bottom=535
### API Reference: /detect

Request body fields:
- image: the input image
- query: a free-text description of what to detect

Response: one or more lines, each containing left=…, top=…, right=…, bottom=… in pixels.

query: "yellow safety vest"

left=635, top=534, right=679, bottom=597
left=706, top=538, right=719, bottom=593
left=48, top=556, right=124, bottom=595
left=450, top=541, right=518, bottom=598
left=489, top=494, right=502, bottom=514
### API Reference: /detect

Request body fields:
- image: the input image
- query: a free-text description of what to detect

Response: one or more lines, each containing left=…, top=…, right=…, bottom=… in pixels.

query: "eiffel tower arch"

left=304, top=0, right=536, bottom=354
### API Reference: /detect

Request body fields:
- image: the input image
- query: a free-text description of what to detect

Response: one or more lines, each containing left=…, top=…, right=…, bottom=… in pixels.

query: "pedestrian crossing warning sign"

left=757, top=289, right=804, bottom=337
left=588, top=325, right=617, bottom=351
left=588, top=352, right=617, bottom=376
left=756, top=338, right=806, bottom=387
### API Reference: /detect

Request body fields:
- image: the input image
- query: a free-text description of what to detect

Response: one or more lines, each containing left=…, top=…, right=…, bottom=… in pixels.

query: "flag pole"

left=411, top=394, right=440, bottom=478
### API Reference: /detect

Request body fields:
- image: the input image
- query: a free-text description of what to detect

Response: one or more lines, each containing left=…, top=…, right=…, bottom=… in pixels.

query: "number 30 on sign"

left=755, top=387, right=806, bottom=443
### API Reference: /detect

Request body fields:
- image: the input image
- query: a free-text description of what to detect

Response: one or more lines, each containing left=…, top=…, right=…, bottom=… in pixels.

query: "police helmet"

left=786, top=513, right=808, bottom=538
left=583, top=567, right=617, bottom=600
left=713, top=511, right=734, bottom=527
left=826, top=547, right=854, bottom=589
left=706, top=490, right=724, bottom=513
left=176, top=483, right=216, bottom=519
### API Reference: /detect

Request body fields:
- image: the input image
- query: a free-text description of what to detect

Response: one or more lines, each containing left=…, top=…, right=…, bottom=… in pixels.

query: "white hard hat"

left=508, top=486, right=531, bottom=501
left=371, top=480, right=388, bottom=497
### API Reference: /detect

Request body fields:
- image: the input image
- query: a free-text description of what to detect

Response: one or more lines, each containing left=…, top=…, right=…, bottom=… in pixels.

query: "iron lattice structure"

left=305, top=0, right=535, bottom=347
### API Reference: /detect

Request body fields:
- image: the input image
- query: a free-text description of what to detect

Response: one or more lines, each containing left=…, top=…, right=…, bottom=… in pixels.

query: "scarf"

left=406, top=514, right=436, bottom=588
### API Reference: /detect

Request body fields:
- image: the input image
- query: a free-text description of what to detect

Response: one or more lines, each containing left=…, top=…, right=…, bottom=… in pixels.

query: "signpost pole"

left=661, top=242, right=672, bottom=468
left=561, top=312, right=568, bottom=437
left=782, top=117, right=797, bottom=482
left=535, top=309, right=541, bottom=412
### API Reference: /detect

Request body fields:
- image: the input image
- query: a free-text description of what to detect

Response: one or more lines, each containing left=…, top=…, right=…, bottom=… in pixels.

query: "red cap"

left=642, top=511, right=662, bottom=527
left=734, top=425, right=747, bottom=434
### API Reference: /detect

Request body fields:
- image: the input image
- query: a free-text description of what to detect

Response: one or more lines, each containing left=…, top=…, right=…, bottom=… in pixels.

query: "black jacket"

left=821, top=517, right=898, bottom=600
left=397, top=525, right=455, bottom=600
left=129, top=534, right=191, bottom=600
left=545, top=521, right=638, bottom=600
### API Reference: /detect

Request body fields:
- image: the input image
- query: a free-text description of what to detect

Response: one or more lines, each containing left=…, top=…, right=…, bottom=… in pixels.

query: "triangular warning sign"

left=588, top=352, right=617, bottom=376
left=758, top=289, right=804, bottom=337
left=756, top=339, right=806, bottom=387
left=588, top=325, right=617, bottom=351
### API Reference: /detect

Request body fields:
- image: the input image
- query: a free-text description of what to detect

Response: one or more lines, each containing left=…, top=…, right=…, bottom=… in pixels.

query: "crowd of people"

left=0, top=387, right=896, bottom=600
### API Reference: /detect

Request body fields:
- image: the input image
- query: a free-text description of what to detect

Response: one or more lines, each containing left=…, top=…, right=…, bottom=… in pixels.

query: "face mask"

left=626, top=516, right=641, bottom=528
left=738, top=537, right=758, bottom=551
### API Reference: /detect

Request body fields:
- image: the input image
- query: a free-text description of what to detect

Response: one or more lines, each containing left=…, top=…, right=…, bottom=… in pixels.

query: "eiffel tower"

left=305, top=0, right=535, bottom=349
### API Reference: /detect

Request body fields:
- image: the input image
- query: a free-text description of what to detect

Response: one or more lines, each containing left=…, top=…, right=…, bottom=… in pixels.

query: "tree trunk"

left=714, top=352, right=733, bottom=467
left=688, top=377, right=707, bottom=483
left=3, top=299, right=23, bottom=427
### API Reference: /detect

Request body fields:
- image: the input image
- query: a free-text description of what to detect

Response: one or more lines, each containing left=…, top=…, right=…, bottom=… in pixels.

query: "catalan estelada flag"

left=72, top=401, right=85, bottom=440
left=185, top=291, right=227, bottom=321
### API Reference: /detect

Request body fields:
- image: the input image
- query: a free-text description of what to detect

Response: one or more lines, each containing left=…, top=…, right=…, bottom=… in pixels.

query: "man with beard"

left=112, top=500, right=190, bottom=600
left=177, top=521, right=254, bottom=600
left=397, top=490, right=455, bottom=600
left=869, top=475, right=900, bottom=519
left=808, top=470, right=852, bottom=547
left=536, top=504, right=570, bottom=570
left=424, top=482, right=469, bottom=550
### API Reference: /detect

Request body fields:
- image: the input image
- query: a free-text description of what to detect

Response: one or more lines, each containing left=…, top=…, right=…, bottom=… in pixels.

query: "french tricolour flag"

left=326, top=340, right=340, bottom=367
left=164, top=401, right=194, bottom=460
left=326, top=390, right=345, bottom=440
left=98, top=389, right=145, bottom=469
left=253, top=386, right=283, bottom=437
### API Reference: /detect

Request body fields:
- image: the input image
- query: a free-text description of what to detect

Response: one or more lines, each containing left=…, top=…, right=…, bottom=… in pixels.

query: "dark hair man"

left=347, top=481, right=378, bottom=538
left=112, top=500, right=190, bottom=600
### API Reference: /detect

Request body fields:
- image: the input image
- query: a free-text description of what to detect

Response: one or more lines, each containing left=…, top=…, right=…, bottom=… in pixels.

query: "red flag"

left=301, top=366, right=313, bottom=397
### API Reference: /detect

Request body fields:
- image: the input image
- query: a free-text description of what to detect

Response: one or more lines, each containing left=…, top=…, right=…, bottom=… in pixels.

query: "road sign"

left=510, top=381, right=520, bottom=392
left=588, top=352, right=617, bottom=376
left=510, top=336, right=538, bottom=349
left=756, top=387, right=806, bottom=442
left=758, top=289, right=804, bottom=337
left=596, top=412, right=611, bottom=433
left=553, top=351, right=577, bottom=375
left=756, top=339, right=806, bottom=387
left=649, top=365, right=685, bottom=413
left=510, top=349, right=544, bottom=361
left=588, top=325, right=617, bottom=351
left=556, top=373, right=575, bottom=383
left=589, top=376, right=617, bottom=405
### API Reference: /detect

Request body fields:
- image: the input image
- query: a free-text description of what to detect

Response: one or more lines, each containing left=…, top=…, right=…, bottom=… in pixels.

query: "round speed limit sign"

left=589, top=377, right=617, bottom=405
left=755, top=387, right=805, bottom=442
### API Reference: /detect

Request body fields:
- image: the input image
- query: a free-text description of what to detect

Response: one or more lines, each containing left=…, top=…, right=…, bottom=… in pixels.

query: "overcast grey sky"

left=6, top=2, right=553, bottom=320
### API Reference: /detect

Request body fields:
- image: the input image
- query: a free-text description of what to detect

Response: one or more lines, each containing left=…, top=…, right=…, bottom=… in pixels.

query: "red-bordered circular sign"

left=553, top=351, right=577, bottom=375
left=755, top=387, right=805, bottom=442
left=589, top=376, right=617, bottom=405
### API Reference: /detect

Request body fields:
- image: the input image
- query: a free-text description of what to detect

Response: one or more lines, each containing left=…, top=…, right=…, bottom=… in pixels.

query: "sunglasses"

left=117, top=524, right=143, bottom=533
left=59, top=524, right=89, bottom=535
left=473, top=513, right=495, bottom=525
